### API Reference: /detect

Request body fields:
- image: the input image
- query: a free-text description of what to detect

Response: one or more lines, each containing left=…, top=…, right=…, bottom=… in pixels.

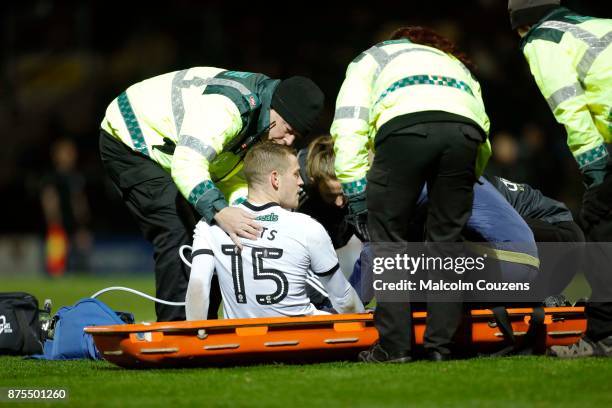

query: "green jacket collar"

left=255, top=78, right=280, bottom=136
left=520, top=6, right=571, bottom=49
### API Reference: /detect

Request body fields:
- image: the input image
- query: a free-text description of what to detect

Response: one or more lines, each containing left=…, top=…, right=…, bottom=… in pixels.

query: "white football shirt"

left=190, top=201, right=354, bottom=319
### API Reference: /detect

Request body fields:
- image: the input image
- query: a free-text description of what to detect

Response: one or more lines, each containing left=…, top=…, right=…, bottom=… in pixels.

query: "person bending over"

left=299, top=136, right=584, bottom=304
left=508, top=0, right=612, bottom=357
left=185, top=142, right=364, bottom=320
left=99, top=67, right=324, bottom=321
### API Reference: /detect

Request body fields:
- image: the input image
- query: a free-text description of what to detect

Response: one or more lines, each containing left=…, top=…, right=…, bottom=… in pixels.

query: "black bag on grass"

left=0, top=292, right=43, bottom=355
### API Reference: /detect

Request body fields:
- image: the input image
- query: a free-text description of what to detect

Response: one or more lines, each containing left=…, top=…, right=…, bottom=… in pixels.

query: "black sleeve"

left=297, top=148, right=310, bottom=187
left=486, top=175, right=574, bottom=224
left=298, top=192, right=354, bottom=249
left=524, top=218, right=584, bottom=242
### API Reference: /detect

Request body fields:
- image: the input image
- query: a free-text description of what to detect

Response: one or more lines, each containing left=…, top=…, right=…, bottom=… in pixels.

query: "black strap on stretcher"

left=490, top=305, right=547, bottom=356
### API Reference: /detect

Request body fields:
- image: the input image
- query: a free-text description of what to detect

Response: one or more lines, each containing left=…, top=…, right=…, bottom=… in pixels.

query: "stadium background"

left=0, top=0, right=610, bottom=278
left=2, top=4, right=612, bottom=406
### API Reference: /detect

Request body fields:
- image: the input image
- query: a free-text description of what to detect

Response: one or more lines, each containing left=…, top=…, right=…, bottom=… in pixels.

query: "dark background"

left=1, top=0, right=610, bottom=236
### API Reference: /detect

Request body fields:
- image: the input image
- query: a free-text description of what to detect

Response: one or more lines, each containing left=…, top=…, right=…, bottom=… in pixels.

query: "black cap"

left=508, top=0, right=560, bottom=29
left=271, top=76, right=324, bottom=136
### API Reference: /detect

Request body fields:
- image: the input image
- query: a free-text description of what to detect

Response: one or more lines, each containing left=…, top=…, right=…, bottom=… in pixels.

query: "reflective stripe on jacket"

left=330, top=39, right=491, bottom=194
left=521, top=7, right=612, bottom=169
left=101, top=67, right=278, bottom=221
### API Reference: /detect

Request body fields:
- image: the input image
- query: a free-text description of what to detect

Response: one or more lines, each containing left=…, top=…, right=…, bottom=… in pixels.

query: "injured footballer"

left=185, top=142, right=364, bottom=320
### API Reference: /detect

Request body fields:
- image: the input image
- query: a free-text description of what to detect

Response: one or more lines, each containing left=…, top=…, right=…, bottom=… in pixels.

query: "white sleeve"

left=318, top=271, right=365, bottom=314
left=306, top=220, right=341, bottom=276
left=306, top=219, right=365, bottom=314
left=185, top=222, right=216, bottom=321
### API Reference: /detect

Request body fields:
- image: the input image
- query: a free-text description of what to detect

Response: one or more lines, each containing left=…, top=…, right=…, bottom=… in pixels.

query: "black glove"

left=344, top=187, right=365, bottom=214
left=345, top=212, right=370, bottom=242
left=581, top=154, right=610, bottom=188
left=580, top=178, right=612, bottom=233
left=345, top=191, right=370, bottom=242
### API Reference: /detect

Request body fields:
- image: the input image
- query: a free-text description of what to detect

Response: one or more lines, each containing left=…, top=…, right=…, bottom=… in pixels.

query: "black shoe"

left=425, top=350, right=452, bottom=362
left=358, top=343, right=412, bottom=363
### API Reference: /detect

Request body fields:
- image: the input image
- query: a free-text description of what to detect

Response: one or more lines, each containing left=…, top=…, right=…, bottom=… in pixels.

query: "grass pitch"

left=1, top=275, right=610, bottom=407
left=2, top=355, right=612, bottom=407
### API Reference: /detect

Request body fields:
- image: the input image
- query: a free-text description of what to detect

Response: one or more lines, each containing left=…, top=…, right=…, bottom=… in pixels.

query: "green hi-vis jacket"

left=101, top=67, right=279, bottom=223
left=330, top=39, right=491, bottom=196
left=521, top=7, right=612, bottom=171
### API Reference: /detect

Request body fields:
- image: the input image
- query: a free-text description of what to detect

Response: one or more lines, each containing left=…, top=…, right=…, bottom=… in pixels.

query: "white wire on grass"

left=91, top=286, right=186, bottom=306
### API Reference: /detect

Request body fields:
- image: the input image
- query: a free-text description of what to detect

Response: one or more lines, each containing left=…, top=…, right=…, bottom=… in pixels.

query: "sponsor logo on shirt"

left=255, top=213, right=279, bottom=222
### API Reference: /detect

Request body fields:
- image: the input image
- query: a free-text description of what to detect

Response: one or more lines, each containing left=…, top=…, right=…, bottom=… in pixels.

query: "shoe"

left=425, top=350, right=452, bottom=362
left=358, top=343, right=412, bottom=363
left=548, top=336, right=612, bottom=358
left=542, top=294, right=571, bottom=307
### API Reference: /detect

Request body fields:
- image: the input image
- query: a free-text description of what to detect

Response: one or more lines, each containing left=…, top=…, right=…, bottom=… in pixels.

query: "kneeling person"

left=186, top=142, right=364, bottom=320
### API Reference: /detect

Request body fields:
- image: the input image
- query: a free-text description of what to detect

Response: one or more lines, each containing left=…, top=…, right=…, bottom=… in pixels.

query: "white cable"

left=91, top=286, right=186, bottom=306
left=179, top=245, right=193, bottom=268
left=90, top=247, right=195, bottom=307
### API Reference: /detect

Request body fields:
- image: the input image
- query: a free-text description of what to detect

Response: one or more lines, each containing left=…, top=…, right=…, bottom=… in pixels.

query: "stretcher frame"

left=86, top=307, right=586, bottom=368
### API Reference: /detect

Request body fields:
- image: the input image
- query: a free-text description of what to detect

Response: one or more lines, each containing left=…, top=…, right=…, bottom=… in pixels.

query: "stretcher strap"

left=490, top=306, right=546, bottom=356
left=523, top=306, right=546, bottom=355
left=491, top=306, right=516, bottom=356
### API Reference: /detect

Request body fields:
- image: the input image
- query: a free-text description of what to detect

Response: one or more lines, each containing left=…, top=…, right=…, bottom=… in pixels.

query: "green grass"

left=0, top=275, right=607, bottom=407
left=0, top=357, right=611, bottom=407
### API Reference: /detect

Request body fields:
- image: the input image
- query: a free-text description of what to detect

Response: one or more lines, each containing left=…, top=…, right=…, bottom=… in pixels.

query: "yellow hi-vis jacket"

left=101, top=67, right=279, bottom=222
left=330, top=39, right=491, bottom=196
left=521, top=7, right=612, bottom=171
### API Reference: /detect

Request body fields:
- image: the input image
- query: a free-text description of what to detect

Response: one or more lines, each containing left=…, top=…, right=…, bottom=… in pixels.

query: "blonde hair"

left=243, top=142, right=296, bottom=186
left=306, top=135, right=337, bottom=184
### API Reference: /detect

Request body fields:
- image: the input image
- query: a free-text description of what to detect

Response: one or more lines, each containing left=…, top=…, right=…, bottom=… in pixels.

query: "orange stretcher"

left=86, top=307, right=586, bottom=368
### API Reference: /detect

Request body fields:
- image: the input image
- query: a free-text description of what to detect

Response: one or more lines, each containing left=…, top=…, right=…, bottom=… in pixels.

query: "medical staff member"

left=100, top=67, right=324, bottom=321
left=331, top=27, right=491, bottom=362
left=508, top=0, right=612, bottom=357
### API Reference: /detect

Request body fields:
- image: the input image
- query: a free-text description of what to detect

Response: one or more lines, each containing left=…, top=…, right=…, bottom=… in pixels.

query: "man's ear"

left=270, top=170, right=280, bottom=190
left=517, top=25, right=531, bottom=38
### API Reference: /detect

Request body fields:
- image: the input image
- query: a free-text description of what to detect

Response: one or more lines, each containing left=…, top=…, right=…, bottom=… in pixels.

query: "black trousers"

left=526, top=219, right=585, bottom=297
left=367, top=122, right=480, bottom=355
left=99, top=130, right=221, bottom=321
left=584, top=220, right=612, bottom=341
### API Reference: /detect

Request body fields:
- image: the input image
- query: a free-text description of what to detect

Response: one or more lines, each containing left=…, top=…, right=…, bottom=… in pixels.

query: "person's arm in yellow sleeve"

left=330, top=53, right=377, bottom=191
left=171, top=94, right=260, bottom=246
left=329, top=53, right=378, bottom=241
left=467, top=73, right=492, bottom=177
left=526, top=39, right=612, bottom=232
left=525, top=40, right=607, bottom=186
